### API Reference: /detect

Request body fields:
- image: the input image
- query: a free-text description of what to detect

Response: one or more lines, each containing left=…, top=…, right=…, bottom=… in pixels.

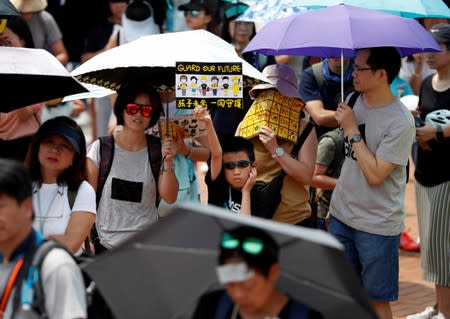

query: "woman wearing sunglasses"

left=178, top=0, right=220, bottom=35
left=87, top=85, right=178, bottom=252
left=25, top=116, right=96, bottom=254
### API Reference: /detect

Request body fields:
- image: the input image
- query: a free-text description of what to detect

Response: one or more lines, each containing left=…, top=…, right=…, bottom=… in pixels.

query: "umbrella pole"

left=341, top=49, right=344, bottom=104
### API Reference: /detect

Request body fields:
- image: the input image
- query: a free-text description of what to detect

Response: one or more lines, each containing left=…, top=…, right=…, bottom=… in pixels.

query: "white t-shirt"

left=32, top=181, right=96, bottom=238
left=87, top=139, right=158, bottom=249
left=1, top=248, right=86, bottom=319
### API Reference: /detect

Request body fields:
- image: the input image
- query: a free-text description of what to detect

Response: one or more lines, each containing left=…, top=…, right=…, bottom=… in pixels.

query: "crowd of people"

left=0, top=0, right=450, bottom=318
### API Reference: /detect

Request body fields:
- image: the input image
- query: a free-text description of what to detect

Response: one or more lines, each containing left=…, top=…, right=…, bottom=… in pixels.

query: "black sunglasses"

left=223, top=160, right=251, bottom=170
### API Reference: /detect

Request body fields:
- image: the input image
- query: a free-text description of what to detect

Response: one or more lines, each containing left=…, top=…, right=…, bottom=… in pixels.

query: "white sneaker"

left=431, top=313, right=446, bottom=319
left=406, top=307, right=438, bottom=319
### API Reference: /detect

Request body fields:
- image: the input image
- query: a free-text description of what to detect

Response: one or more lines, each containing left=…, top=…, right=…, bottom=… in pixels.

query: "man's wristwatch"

left=436, top=125, right=445, bottom=143
left=349, top=133, right=362, bottom=145
left=272, top=146, right=285, bottom=158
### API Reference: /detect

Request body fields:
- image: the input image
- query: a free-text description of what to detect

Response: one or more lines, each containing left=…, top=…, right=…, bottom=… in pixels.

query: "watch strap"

left=436, top=125, right=445, bottom=143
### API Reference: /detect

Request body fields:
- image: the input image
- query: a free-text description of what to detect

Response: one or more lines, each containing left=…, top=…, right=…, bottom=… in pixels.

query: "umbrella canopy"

left=62, top=83, right=116, bottom=102
left=299, top=0, right=450, bottom=19
left=82, top=202, right=378, bottom=319
left=238, top=0, right=307, bottom=24
left=0, top=47, right=88, bottom=112
left=0, top=0, right=19, bottom=18
left=243, top=4, right=442, bottom=58
left=72, top=29, right=269, bottom=91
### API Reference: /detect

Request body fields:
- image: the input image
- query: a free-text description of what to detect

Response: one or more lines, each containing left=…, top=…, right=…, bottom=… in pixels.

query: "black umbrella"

left=82, top=202, right=378, bottom=319
left=0, top=47, right=87, bottom=112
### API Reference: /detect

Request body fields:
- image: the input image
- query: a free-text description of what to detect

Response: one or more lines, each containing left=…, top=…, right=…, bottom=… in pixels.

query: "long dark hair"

left=25, top=116, right=87, bottom=191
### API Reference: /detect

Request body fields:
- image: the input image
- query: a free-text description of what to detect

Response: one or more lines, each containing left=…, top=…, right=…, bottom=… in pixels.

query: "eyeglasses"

left=353, top=66, right=374, bottom=73
left=184, top=10, right=201, bottom=17
left=125, top=103, right=153, bottom=117
left=220, top=232, right=264, bottom=255
left=223, top=160, right=251, bottom=170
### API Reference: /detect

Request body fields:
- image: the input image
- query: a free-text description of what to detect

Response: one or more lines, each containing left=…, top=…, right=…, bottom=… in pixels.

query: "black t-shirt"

left=192, top=290, right=324, bottom=319
left=205, top=168, right=243, bottom=214
left=414, top=75, right=450, bottom=187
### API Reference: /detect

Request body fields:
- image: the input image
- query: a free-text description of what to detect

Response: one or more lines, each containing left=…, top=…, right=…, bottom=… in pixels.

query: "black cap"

left=125, top=0, right=152, bottom=21
left=430, top=23, right=450, bottom=44
left=37, top=122, right=82, bottom=154
left=178, top=0, right=218, bottom=12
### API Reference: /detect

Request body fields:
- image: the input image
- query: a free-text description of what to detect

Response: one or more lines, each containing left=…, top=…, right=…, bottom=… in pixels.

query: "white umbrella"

left=0, top=47, right=87, bottom=112
left=62, top=83, right=116, bottom=102
left=71, top=29, right=269, bottom=91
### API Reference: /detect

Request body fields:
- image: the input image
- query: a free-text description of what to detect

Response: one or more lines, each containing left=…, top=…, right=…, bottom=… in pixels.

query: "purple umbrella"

left=243, top=4, right=441, bottom=58
left=243, top=4, right=441, bottom=100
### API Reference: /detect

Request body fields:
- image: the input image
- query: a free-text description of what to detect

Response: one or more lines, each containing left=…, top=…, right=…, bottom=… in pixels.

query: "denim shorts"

left=328, top=215, right=400, bottom=301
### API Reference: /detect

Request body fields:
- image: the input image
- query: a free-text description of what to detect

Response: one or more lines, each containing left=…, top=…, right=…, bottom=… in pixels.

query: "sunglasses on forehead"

left=223, top=160, right=251, bottom=170
left=125, top=103, right=153, bottom=117
left=220, top=232, right=265, bottom=255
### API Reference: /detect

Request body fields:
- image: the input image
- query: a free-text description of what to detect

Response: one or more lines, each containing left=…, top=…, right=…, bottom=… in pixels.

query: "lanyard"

left=0, top=258, right=25, bottom=318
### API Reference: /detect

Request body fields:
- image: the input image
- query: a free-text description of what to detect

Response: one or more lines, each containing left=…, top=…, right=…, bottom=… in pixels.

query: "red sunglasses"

left=125, top=103, right=153, bottom=117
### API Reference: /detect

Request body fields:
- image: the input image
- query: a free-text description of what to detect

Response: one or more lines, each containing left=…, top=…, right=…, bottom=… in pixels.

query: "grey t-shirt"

left=27, top=11, right=62, bottom=50
left=329, top=96, right=415, bottom=236
left=88, top=140, right=158, bottom=249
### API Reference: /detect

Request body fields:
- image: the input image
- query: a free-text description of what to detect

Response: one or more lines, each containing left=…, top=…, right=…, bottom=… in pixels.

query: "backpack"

left=12, top=240, right=113, bottom=319
left=96, top=134, right=162, bottom=207
left=312, top=61, right=325, bottom=88
left=214, top=291, right=322, bottom=319
left=67, top=189, right=92, bottom=256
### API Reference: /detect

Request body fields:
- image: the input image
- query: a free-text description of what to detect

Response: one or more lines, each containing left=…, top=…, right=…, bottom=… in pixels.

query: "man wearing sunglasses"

left=192, top=226, right=323, bottom=319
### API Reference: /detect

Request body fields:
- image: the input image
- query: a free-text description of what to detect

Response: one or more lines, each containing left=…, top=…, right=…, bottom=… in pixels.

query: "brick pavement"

left=196, top=162, right=434, bottom=319
left=392, top=169, right=434, bottom=319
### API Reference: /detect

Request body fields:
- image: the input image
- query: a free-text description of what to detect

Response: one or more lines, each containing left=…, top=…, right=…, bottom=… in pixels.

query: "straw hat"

left=11, top=0, right=47, bottom=13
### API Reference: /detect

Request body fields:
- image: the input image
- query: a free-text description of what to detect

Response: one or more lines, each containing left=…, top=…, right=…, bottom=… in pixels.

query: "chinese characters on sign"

left=175, top=62, right=243, bottom=109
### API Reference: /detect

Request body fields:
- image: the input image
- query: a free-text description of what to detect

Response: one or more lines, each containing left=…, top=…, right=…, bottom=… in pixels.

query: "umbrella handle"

left=341, top=50, right=344, bottom=104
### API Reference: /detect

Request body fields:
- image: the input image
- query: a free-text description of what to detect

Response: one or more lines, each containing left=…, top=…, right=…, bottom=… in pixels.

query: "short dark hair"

left=220, top=136, right=255, bottom=163
left=114, top=84, right=162, bottom=129
left=25, top=116, right=87, bottom=191
left=365, top=47, right=401, bottom=84
left=218, top=226, right=279, bottom=277
left=0, top=159, right=32, bottom=203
